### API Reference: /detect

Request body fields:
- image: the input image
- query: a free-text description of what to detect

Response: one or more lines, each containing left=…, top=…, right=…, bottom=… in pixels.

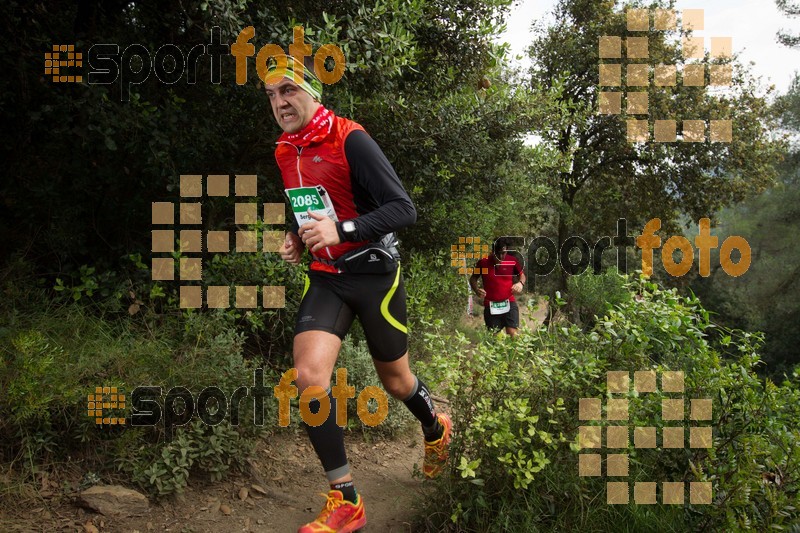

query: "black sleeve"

left=344, top=130, right=416, bottom=242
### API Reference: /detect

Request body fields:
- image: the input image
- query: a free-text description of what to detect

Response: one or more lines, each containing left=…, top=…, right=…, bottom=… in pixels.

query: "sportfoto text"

left=497, top=218, right=750, bottom=285
left=128, top=368, right=388, bottom=429
left=82, top=26, right=343, bottom=101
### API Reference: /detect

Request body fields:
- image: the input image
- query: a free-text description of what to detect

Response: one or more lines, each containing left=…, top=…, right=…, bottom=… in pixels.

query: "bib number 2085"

left=290, top=193, right=321, bottom=209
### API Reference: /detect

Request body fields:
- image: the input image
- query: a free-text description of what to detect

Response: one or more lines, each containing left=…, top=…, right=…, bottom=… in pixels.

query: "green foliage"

left=404, top=250, right=464, bottom=329
left=125, top=420, right=250, bottom=497
left=690, top=73, right=800, bottom=375
left=0, top=290, right=276, bottom=498
left=199, top=244, right=307, bottom=364
left=527, top=0, right=784, bottom=293
left=417, top=275, right=800, bottom=531
left=567, top=268, right=631, bottom=326
left=0, top=0, right=537, bottom=276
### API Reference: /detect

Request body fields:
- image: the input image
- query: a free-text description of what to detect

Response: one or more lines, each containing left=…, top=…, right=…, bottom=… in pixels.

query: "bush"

left=567, top=268, right=631, bottom=327
left=416, top=275, right=800, bottom=531
left=0, top=291, right=279, bottom=498
left=404, top=249, right=465, bottom=356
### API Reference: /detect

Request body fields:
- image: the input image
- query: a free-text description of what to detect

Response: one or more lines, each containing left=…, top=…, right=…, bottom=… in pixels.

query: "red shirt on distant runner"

left=474, top=254, right=524, bottom=306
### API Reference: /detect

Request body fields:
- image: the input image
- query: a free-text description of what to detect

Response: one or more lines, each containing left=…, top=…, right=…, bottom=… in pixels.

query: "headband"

left=264, top=54, right=323, bottom=101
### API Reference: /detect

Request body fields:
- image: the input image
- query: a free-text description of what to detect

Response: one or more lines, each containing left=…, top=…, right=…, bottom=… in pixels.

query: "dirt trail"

left=2, top=295, right=547, bottom=533
left=234, top=430, right=426, bottom=533
left=2, top=428, right=429, bottom=532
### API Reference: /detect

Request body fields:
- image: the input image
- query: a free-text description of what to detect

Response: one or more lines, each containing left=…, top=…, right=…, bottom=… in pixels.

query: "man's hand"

left=298, top=210, right=341, bottom=253
left=511, top=282, right=524, bottom=294
left=280, top=232, right=304, bottom=264
left=475, top=288, right=486, bottom=299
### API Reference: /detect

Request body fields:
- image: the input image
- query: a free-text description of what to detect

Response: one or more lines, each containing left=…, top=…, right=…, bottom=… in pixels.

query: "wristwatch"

left=339, top=220, right=357, bottom=242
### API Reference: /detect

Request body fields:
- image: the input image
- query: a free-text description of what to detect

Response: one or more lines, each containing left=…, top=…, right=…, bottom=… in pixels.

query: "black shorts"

left=483, top=300, right=520, bottom=331
left=295, top=267, right=408, bottom=362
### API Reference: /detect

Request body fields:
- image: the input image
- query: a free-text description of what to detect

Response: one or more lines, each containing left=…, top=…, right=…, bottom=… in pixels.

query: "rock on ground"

left=79, top=485, right=149, bottom=517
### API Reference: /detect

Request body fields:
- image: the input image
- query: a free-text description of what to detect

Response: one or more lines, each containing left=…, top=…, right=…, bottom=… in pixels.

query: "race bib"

left=285, top=185, right=338, bottom=226
left=489, top=299, right=510, bottom=315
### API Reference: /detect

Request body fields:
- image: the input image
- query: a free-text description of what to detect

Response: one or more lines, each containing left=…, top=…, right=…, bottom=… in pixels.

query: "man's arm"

left=512, top=259, right=525, bottom=294
left=470, top=259, right=487, bottom=300
left=342, top=130, right=416, bottom=241
left=469, top=272, right=486, bottom=300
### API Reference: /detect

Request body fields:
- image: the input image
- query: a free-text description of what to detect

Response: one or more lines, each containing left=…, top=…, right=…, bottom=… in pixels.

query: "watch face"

left=343, top=221, right=356, bottom=232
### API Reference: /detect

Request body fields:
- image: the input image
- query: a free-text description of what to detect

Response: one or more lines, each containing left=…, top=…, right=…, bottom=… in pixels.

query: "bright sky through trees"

left=502, top=0, right=800, bottom=91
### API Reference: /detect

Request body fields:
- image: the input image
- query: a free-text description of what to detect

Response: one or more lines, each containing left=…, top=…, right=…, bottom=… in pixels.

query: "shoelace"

left=425, top=438, right=445, bottom=455
left=316, top=492, right=344, bottom=522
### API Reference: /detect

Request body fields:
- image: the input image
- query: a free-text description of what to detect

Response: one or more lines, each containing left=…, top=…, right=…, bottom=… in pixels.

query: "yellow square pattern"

left=580, top=370, right=713, bottom=507
left=579, top=454, right=601, bottom=477
left=88, top=386, right=126, bottom=425
left=627, top=9, right=649, bottom=31
left=599, top=36, right=622, bottom=58
left=626, top=64, right=649, bottom=86
left=235, top=203, right=258, bottom=225
left=683, top=9, right=704, bottom=30
left=180, top=175, right=202, bottom=197
left=654, top=64, right=677, bottom=87
left=634, top=370, right=657, bottom=392
left=579, top=426, right=602, bottom=449
left=683, top=120, right=706, bottom=142
left=627, top=120, right=649, bottom=143
left=626, top=37, right=649, bottom=59
left=635, top=482, right=657, bottom=504
left=710, top=65, right=732, bottom=86
left=579, top=398, right=602, bottom=420
left=683, top=64, right=705, bottom=86
left=654, top=10, right=676, bottom=31
left=206, top=174, right=229, bottom=196
left=180, top=203, right=202, bottom=225
left=180, top=286, right=202, bottom=308
left=235, top=175, right=258, bottom=197
left=599, top=92, right=622, bottom=114
left=627, top=92, right=648, bottom=115
left=600, top=64, right=622, bottom=86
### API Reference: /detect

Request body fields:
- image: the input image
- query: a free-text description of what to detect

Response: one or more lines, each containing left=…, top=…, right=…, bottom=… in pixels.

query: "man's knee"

left=382, top=377, right=413, bottom=399
left=375, top=365, right=415, bottom=399
left=293, top=362, right=332, bottom=392
left=293, top=331, right=341, bottom=391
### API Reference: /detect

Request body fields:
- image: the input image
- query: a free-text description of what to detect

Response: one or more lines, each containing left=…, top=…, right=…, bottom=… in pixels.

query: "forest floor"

left=0, top=297, right=546, bottom=533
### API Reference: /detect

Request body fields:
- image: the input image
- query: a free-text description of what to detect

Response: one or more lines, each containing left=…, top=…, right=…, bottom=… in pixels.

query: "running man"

left=266, top=56, right=452, bottom=533
left=470, top=237, right=526, bottom=337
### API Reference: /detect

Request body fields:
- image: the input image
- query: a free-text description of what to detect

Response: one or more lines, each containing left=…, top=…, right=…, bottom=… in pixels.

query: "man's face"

left=265, top=78, right=320, bottom=134
left=493, top=247, right=507, bottom=262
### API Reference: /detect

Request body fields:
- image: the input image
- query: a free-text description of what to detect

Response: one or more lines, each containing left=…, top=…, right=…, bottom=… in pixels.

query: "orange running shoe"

left=423, top=413, right=452, bottom=479
left=297, top=490, right=366, bottom=533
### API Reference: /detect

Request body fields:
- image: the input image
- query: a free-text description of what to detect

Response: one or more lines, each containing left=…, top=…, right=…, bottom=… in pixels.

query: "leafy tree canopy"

left=527, top=0, right=784, bottom=257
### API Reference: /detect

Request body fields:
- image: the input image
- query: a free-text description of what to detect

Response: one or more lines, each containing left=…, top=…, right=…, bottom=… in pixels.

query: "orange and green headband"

left=264, top=55, right=323, bottom=101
